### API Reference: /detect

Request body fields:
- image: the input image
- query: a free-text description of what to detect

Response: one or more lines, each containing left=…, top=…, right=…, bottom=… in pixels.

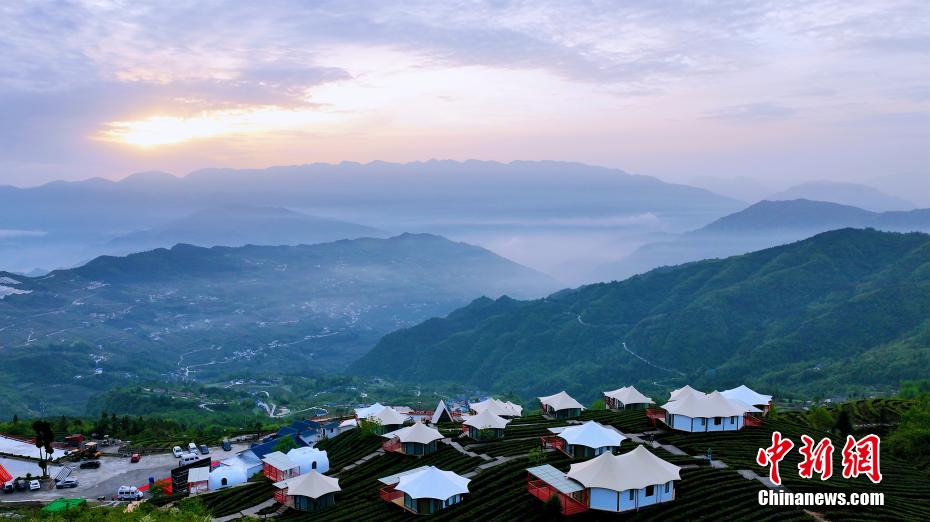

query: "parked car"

left=179, top=453, right=200, bottom=465
left=3, top=481, right=13, bottom=493
left=14, top=479, right=26, bottom=491
left=56, top=478, right=79, bottom=489
left=117, top=485, right=143, bottom=501
left=79, top=461, right=101, bottom=469
left=172, top=446, right=183, bottom=458
left=198, top=444, right=209, bottom=455
left=28, top=480, right=40, bottom=491
left=222, top=439, right=232, bottom=451
left=187, top=442, right=197, bottom=453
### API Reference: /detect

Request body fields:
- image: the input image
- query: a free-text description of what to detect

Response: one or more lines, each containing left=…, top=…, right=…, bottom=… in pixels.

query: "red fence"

left=527, top=479, right=588, bottom=515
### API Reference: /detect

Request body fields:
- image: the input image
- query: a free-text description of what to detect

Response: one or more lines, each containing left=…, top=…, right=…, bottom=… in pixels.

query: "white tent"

left=603, top=386, right=654, bottom=406
left=721, top=385, right=772, bottom=407
left=463, top=409, right=510, bottom=430
left=382, top=422, right=444, bottom=445
left=339, top=418, right=358, bottom=429
left=209, top=464, right=248, bottom=490
left=662, top=391, right=758, bottom=418
left=567, top=446, right=681, bottom=492
left=287, top=446, right=330, bottom=474
left=274, top=470, right=341, bottom=499
left=363, top=406, right=410, bottom=426
left=430, top=400, right=456, bottom=424
left=668, top=385, right=702, bottom=402
left=538, top=391, right=584, bottom=411
left=554, top=421, right=626, bottom=449
left=355, top=403, right=385, bottom=419
left=470, top=398, right=523, bottom=417
left=394, top=466, right=471, bottom=500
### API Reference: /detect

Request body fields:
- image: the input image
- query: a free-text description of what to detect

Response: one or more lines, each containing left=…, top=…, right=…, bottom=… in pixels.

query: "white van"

left=117, top=485, right=143, bottom=501
left=172, top=446, right=183, bottom=458
left=179, top=453, right=200, bottom=465
left=188, top=442, right=197, bottom=453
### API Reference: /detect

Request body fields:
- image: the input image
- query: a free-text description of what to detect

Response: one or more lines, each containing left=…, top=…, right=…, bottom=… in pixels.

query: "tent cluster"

left=354, top=403, right=411, bottom=434
left=469, top=397, right=523, bottom=417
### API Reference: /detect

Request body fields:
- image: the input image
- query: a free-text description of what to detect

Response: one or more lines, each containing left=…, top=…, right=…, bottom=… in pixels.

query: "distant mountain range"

left=353, top=228, right=930, bottom=401
left=767, top=181, right=914, bottom=212
left=0, top=160, right=741, bottom=275
left=0, top=233, right=557, bottom=417
left=106, top=204, right=387, bottom=254
left=596, top=199, right=930, bottom=280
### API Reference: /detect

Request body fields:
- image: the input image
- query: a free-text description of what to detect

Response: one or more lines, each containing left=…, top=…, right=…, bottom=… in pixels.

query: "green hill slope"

left=352, top=228, right=930, bottom=401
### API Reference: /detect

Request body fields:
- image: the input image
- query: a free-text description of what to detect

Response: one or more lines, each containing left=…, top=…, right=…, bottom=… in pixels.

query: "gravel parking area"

left=0, top=443, right=248, bottom=502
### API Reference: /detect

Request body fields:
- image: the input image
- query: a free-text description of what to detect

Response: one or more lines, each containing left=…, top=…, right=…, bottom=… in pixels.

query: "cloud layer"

left=0, top=0, right=927, bottom=186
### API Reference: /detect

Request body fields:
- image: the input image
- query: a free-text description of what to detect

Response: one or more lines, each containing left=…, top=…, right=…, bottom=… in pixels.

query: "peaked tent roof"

left=710, top=390, right=762, bottom=413
left=603, top=386, right=654, bottom=405
left=567, top=445, right=681, bottom=492
left=365, top=406, right=409, bottom=426
left=721, top=385, right=772, bottom=407
left=662, top=390, right=758, bottom=417
left=463, top=409, right=510, bottom=430
left=382, top=421, right=444, bottom=444
left=431, top=400, right=455, bottom=424
left=470, top=398, right=523, bottom=417
left=669, top=385, right=702, bottom=402
left=354, top=403, right=385, bottom=419
left=555, top=421, right=626, bottom=449
left=274, top=470, right=341, bottom=499
left=261, top=451, right=298, bottom=471
left=538, top=391, right=584, bottom=411
left=394, top=466, right=471, bottom=500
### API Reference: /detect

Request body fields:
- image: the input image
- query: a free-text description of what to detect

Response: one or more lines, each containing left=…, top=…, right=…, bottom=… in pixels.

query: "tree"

left=273, top=436, right=298, bottom=453
left=543, top=493, right=562, bottom=519
left=834, top=408, right=854, bottom=438
left=527, top=447, right=547, bottom=466
left=804, top=406, right=835, bottom=433
left=32, top=420, right=55, bottom=479
left=589, top=398, right=605, bottom=410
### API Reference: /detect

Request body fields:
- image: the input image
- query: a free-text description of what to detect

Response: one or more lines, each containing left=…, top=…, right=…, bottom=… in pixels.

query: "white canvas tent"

left=394, top=466, right=471, bottom=500
left=274, top=470, right=341, bottom=499
left=463, top=409, right=510, bottom=430
left=567, top=446, right=681, bottom=492
left=538, top=391, right=584, bottom=417
left=668, top=385, right=702, bottom=402
left=382, top=422, right=444, bottom=445
left=721, top=385, right=772, bottom=409
left=603, top=386, right=654, bottom=408
left=554, top=421, right=626, bottom=450
left=430, top=400, right=456, bottom=424
left=469, top=398, right=523, bottom=417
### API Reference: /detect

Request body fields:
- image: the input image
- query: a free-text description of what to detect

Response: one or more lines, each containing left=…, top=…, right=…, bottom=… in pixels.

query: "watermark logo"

left=756, top=431, right=882, bottom=485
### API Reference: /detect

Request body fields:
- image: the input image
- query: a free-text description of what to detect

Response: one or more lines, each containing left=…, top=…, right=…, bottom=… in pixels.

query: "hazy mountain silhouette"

left=106, top=204, right=387, bottom=254
left=595, top=199, right=930, bottom=281
left=767, top=181, right=913, bottom=212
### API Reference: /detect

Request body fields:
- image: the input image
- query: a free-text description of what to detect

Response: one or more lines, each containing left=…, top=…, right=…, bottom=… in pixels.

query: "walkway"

left=338, top=448, right=385, bottom=474
left=213, top=497, right=276, bottom=522
left=736, top=469, right=777, bottom=489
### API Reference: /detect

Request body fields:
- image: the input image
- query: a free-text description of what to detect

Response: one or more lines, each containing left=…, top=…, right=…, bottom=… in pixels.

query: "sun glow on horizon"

left=97, top=106, right=340, bottom=148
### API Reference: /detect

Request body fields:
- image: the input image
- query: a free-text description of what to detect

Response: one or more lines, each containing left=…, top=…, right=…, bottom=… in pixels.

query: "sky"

left=1, top=0, right=927, bottom=188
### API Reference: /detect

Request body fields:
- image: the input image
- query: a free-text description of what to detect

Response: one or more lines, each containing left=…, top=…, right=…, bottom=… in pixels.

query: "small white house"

left=209, top=464, right=248, bottom=490
left=603, top=386, right=654, bottom=410
left=545, top=421, right=626, bottom=459
left=187, top=466, right=211, bottom=495
left=287, top=446, right=330, bottom=474
left=661, top=390, right=759, bottom=432
left=538, top=391, right=585, bottom=418
left=568, top=446, right=681, bottom=512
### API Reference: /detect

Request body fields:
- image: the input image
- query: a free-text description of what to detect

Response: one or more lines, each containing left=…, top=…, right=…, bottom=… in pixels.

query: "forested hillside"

left=354, top=229, right=930, bottom=401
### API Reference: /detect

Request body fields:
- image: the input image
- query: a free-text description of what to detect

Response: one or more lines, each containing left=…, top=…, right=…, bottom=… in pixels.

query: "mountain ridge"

left=353, top=228, right=930, bottom=402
